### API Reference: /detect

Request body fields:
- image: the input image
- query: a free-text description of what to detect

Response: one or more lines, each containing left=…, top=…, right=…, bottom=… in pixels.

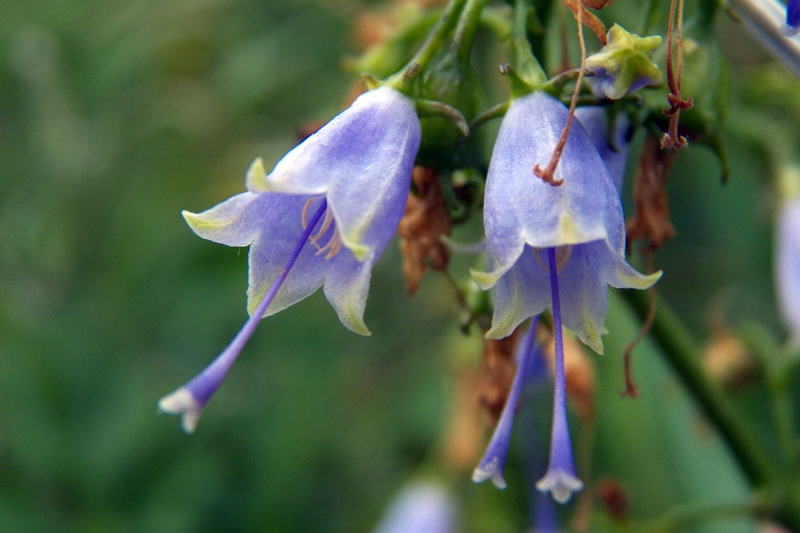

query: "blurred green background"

left=0, top=0, right=796, bottom=531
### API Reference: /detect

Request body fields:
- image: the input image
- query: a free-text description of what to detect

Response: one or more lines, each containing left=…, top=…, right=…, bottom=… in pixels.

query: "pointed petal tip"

left=245, top=157, right=268, bottom=192
left=181, top=208, right=225, bottom=236
left=158, top=388, right=202, bottom=434
left=470, top=268, right=500, bottom=291
left=334, top=297, right=372, bottom=336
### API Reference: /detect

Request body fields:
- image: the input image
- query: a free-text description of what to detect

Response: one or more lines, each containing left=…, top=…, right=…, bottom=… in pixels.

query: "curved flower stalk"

left=574, top=106, right=631, bottom=194
left=472, top=318, right=540, bottom=489
left=776, top=174, right=800, bottom=348
left=473, top=91, right=661, bottom=353
left=373, top=480, right=457, bottom=533
left=159, top=86, right=421, bottom=432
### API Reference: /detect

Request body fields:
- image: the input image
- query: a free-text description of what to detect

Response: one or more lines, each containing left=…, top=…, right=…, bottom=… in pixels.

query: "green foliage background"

left=0, top=0, right=796, bottom=531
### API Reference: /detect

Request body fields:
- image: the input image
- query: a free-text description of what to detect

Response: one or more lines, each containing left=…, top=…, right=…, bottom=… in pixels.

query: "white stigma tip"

left=536, top=469, right=584, bottom=504
left=471, top=458, right=507, bottom=489
left=158, top=388, right=202, bottom=434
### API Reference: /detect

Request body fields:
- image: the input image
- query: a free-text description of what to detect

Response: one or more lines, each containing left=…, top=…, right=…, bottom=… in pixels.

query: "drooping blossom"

left=473, top=91, right=660, bottom=352
left=473, top=91, right=660, bottom=503
left=373, top=480, right=457, bottom=533
left=159, top=86, right=421, bottom=432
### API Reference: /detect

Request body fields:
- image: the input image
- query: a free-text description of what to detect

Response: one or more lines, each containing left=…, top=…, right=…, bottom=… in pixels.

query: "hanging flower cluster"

left=159, top=0, right=800, bottom=527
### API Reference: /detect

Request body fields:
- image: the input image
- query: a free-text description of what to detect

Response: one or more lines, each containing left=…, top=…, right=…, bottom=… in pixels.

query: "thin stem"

left=621, top=255, right=657, bottom=398
left=512, top=0, right=547, bottom=86
left=401, top=0, right=469, bottom=78
left=661, top=0, right=692, bottom=149
left=642, top=497, right=771, bottom=533
left=621, top=293, right=800, bottom=531
left=533, top=0, right=587, bottom=186
left=452, top=0, right=490, bottom=65
left=621, top=290, right=775, bottom=488
left=739, top=324, right=800, bottom=468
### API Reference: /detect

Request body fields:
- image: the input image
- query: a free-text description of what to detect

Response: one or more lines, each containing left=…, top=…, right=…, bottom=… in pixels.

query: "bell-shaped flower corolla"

left=776, top=193, right=800, bottom=347
left=472, top=319, right=541, bottom=489
left=373, top=480, right=456, bottom=533
left=159, top=86, right=421, bottom=432
left=574, top=106, right=631, bottom=194
left=472, top=91, right=660, bottom=353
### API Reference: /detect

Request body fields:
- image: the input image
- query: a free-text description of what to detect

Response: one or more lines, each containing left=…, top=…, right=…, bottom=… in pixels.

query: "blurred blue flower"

left=373, top=480, right=456, bottom=533
left=159, top=87, right=421, bottom=432
left=777, top=189, right=800, bottom=347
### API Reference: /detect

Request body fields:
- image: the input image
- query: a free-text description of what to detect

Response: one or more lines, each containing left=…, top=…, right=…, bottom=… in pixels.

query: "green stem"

left=621, top=291, right=775, bottom=486
left=642, top=496, right=770, bottom=533
left=452, top=0, right=489, bottom=65
left=740, top=324, right=800, bottom=468
left=622, top=291, right=800, bottom=531
left=512, top=0, right=547, bottom=87
left=390, top=0, right=469, bottom=89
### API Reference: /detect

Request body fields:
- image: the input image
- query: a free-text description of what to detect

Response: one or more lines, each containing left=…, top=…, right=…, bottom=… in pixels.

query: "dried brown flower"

left=475, top=330, right=520, bottom=425
left=626, top=135, right=677, bottom=252
left=398, top=166, right=452, bottom=295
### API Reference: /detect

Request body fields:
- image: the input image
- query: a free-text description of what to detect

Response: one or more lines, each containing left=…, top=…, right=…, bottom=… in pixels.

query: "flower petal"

left=261, top=86, right=421, bottom=260
left=182, top=192, right=262, bottom=247
left=481, top=92, right=620, bottom=284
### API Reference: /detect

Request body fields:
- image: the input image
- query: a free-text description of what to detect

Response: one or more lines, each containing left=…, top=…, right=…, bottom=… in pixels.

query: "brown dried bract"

left=560, top=0, right=610, bottom=45
left=626, top=135, right=677, bottom=252
left=398, top=166, right=452, bottom=295
left=476, top=330, right=520, bottom=425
